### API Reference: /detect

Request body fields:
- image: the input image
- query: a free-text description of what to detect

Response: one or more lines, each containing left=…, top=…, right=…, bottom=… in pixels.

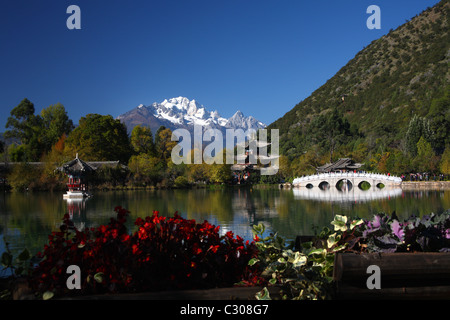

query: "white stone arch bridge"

left=292, top=172, right=402, bottom=190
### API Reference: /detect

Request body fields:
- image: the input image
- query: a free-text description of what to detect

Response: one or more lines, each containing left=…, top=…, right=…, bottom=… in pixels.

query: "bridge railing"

left=292, top=172, right=402, bottom=184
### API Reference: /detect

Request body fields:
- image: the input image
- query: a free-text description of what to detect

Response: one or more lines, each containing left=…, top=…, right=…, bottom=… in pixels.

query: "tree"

left=128, top=153, right=163, bottom=186
left=209, top=163, right=231, bottom=184
left=155, top=127, right=177, bottom=161
left=290, top=147, right=325, bottom=177
left=208, top=149, right=232, bottom=184
left=5, top=99, right=74, bottom=162
left=40, top=103, right=74, bottom=152
left=427, top=89, right=450, bottom=154
left=310, top=106, right=352, bottom=162
left=7, top=162, right=40, bottom=191
left=405, top=115, right=434, bottom=157
left=413, top=137, right=439, bottom=173
left=440, top=146, right=450, bottom=175
left=45, top=134, right=69, bottom=164
left=188, top=163, right=209, bottom=183
left=65, top=114, right=132, bottom=163
left=5, top=99, right=45, bottom=161
left=154, top=126, right=166, bottom=152
left=278, top=155, right=292, bottom=180
left=130, top=125, right=155, bottom=155
left=5, top=98, right=38, bottom=144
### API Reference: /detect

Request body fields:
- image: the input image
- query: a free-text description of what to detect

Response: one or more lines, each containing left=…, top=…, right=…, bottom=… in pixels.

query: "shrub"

left=29, top=207, right=260, bottom=298
left=173, top=175, right=189, bottom=188
left=252, top=211, right=450, bottom=300
left=7, top=163, right=40, bottom=191
left=331, top=211, right=450, bottom=253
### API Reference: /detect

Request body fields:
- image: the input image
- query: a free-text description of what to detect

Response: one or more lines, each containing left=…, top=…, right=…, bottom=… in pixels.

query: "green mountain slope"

left=269, top=0, right=449, bottom=175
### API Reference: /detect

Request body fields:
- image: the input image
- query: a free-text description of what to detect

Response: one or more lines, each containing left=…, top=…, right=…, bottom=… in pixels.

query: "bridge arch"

left=357, top=181, right=371, bottom=190
left=376, top=182, right=385, bottom=189
left=318, top=181, right=330, bottom=190
left=336, top=179, right=352, bottom=191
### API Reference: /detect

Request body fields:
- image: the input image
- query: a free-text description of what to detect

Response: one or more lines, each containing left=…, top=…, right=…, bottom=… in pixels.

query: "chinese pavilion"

left=57, top=154, right=96, bottom=199
left=316, top=158, right=363, bottom=173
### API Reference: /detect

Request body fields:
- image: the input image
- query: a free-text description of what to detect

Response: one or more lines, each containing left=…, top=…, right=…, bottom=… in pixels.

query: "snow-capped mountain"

left=117, top=97, right=266, bottom=135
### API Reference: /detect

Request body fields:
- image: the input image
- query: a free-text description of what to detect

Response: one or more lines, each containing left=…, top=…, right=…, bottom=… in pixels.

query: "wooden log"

left=333, top=252, right=450, bottom=299
left=60, top=286, right=283, bottom=300
left=335, top=283, right=450, bottom=300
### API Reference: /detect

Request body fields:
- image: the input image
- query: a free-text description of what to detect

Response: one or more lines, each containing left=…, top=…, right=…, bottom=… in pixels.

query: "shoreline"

left=400, top=181, right=450, bottom=190
left=2, top=180, right=449, bottom=194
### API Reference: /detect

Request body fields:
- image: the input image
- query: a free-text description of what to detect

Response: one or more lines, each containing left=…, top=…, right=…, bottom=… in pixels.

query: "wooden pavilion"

left=316, top=158, right=363, bottom=174
left=57, top=154, right=96, bottom=199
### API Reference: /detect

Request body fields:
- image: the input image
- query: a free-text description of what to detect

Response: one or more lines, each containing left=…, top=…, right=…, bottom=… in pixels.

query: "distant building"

left=55, top=154, right=128, bottom=198
left=230, top=140, right=279, bottom=184
left=56, top=154, right=96, bottom=199
left=316, top=158, right=363, bottom=173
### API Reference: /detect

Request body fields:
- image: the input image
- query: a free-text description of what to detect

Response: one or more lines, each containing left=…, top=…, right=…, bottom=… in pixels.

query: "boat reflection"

left=292, top=186, right=403, bottom=202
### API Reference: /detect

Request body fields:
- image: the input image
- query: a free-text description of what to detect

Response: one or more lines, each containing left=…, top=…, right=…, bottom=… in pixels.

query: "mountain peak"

left=118, top=97, right=266, bottom=134
left=231, top=110, right=244, bottom=118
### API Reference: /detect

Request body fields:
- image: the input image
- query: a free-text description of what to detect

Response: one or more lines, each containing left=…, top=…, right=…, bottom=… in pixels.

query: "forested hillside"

left=269, top=0, right=449, bottom=176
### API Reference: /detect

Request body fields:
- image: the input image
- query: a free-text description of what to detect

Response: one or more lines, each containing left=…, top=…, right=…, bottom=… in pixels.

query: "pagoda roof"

left=57, top=155, right=96, bottom=175
left=316, top=158, right=362, bottom=173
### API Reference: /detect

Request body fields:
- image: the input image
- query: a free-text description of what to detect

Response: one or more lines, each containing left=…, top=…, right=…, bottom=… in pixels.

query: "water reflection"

left=292, top=186, right=403, bottom=202
left=65, top=198, right=88, bottom=231
left=0, top=188, right=448, bottom=262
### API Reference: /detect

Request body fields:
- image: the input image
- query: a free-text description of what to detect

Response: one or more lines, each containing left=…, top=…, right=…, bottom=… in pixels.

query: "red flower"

left=192, top=243, right=202, bottom=255
left=29, top=206, right=262, bottom=297
left=209, top=245, right=220, bottom=253
left=134, top=217, right=144, bottom=226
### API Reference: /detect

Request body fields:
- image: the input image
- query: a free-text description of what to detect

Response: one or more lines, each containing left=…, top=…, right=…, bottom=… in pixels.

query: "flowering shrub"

left=329, top=211, right=450, bottom=253
left=252, top=210, right=450, bottom=300
left=30, top=206, right=260, bottom=298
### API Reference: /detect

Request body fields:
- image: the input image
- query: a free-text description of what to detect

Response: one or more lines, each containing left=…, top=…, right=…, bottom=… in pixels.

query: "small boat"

left=63, top=190, right=93, bottom=199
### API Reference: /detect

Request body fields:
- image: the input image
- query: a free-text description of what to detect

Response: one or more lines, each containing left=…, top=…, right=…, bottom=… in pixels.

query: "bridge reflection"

left=292, top=172, right=402, bottom=189
left=292, top=186, right=403, bottom=203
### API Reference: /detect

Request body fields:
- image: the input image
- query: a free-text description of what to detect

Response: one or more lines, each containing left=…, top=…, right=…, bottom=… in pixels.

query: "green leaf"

left=277, top=257, right=286, bottom=264
left=327, top=233, right=337, bottom=249
left=94, top=272, right=105, bottom=283
left=43, top=291, right=54, bottom=300
left=1, top=252, right=12, bottom=267
left=255, top=287, right=271, bottom=300
left=332, top=243, right=348, bottom=253
left=248, top=258, right=259, bottom=266
left=17, top=248, right=30, bottom=261
left=319, top=226, right=331, bottom=238
left=350, top=219, right=364, bottom=230
left=252, top=223, right=265, bottom=236
left=292, top=252, right=307, bottom=268
left=331, top=215, right=348, bottom=232
left=308, top=248, right=326, bottom=256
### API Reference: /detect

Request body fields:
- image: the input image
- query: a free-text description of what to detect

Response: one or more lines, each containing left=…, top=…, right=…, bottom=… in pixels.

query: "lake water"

left=1, top=186, right=449, bottom=267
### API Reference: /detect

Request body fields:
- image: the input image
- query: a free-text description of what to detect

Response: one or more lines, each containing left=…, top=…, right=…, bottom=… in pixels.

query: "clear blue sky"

left=0, top=0, right=441, bottom=129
